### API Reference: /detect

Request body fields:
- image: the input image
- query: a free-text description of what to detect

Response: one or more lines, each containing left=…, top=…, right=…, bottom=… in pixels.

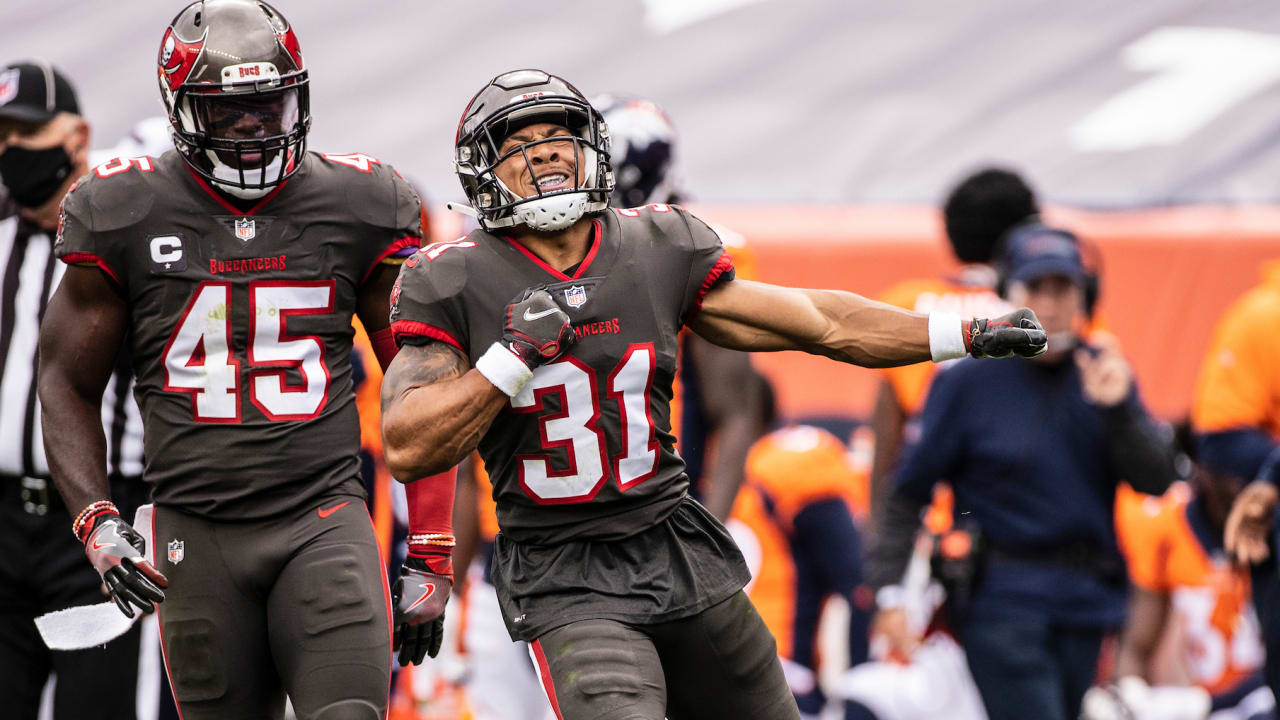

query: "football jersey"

left=1192, top=260, right=1280, bottom=440
left=391, top=203, right=733, bottom=545
left=56, top=150, right=422, bottom=519
left=1115, top=483, right=1264, bottom=695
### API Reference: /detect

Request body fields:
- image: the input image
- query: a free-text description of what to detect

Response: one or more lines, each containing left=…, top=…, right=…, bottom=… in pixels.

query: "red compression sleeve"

left=371, top=326, right=399, bottom=372
left=405, top=467, right=458, bottom=576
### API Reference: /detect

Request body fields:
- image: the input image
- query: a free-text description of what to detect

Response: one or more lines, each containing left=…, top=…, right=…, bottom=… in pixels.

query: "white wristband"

left=475, top=342, right=534, bottom=398
left=928, top=312, right=967, bottom=362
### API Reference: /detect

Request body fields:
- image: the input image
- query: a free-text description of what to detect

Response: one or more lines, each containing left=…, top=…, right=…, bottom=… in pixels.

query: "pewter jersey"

left=391, top=204, right=735, bottom=545
left=56, top=150, right=421, bottom=518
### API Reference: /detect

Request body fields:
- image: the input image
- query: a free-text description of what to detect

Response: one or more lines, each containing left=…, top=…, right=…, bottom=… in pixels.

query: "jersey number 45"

left=162, top=281, right=334, bottom=423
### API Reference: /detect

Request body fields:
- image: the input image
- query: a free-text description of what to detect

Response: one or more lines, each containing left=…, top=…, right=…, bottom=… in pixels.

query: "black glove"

left=966, top=308, right=1048, bottom=359
left=502, top=286, right=576, bottom=369
left=392, top=556, right=452, bottom=666
left=83, top=514, right=168, bottom=618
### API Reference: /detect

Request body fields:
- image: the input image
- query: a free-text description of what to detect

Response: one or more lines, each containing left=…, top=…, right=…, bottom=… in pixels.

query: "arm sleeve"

left=387, top=249, right=470, bottom=355
left=1103, top=387, right=1177, bottom=496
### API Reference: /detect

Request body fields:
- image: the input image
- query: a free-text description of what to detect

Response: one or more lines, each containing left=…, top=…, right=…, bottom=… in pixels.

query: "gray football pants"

left=152, top=498, right=391, bottom=720
left=530, top=591, right=800, bottom=720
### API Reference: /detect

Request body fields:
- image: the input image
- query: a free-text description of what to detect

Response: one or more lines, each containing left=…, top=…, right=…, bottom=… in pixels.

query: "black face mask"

left=0, top=144, right=74, bottom=208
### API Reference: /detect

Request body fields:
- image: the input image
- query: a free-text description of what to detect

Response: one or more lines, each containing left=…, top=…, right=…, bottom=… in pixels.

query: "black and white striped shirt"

left=0, top=209, right=144, bottom=479
left=2, top=124, right=172, bottom=482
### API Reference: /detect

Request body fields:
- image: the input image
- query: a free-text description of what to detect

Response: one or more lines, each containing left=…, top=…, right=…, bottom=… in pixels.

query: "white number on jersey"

left=162, top=281, right=335, bottom=423
left=511, top=343, right=659, bottom=503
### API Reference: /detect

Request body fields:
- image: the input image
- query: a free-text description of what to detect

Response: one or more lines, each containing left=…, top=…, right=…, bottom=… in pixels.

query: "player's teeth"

left=537, top=174, right=568, bottom=187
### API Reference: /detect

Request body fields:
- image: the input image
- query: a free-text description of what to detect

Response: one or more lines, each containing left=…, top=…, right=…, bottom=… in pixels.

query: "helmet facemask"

left=170, top=72, right=309, bottom=199
left=456, top=93, right=613, bottom=233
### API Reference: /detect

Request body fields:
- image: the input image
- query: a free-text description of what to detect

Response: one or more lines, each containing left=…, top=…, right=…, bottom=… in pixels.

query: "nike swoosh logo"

left=91, top=540, right=116, bottom=551
left=317, top=501, right=351, bottom=519
left=523, top=307, right=560, bottom=321
left=406, top=582, right=436, bottom=613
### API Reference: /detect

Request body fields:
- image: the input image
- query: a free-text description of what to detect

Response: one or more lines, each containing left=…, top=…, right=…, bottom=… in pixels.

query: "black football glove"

left=83, top=514, right=168, bottom=618
left=502, top=286, right=576, bottom=369
left=392, top=557, right=452, bottom=666
left=966, top=308, right=1048, bottom=359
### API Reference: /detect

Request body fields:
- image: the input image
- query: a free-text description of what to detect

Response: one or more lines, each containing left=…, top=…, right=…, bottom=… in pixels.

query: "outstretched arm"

left=690, top=279, right=1045, bottom=366
left=380, top=342, right=507, bottom=480
left=690, top=280, right=931, bottom=367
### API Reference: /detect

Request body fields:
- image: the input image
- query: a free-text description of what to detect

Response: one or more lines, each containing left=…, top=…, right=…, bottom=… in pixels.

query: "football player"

left=36, top=2, right=447, bottom=719
left=1092, top=454, right=1272, bottom=720
left=381, top=69, right=1046, bottom=719
left=594, top=94, right=761, bottom=522
left=725, top=376, right=876, bottom=720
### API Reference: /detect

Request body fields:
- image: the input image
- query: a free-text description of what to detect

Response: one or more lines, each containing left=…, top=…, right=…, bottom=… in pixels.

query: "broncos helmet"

left=594, top=94, right=681, bottom=208
left=158, top=0, right=310, bottom=198
left=454, top=69, right=612, bottom=232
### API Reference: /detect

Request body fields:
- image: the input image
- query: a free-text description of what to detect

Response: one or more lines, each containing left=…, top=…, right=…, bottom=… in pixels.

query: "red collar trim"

left=503, top=219, right=602, bottom=282
left=184, top=162, right=292, bottom=217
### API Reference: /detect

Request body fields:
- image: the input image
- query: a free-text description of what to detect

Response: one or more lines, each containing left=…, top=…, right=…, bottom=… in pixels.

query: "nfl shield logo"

left=234, top=217, right=256, bottom=241
left=564, top=285, right=587, bottom=309
left=167, top=539, right=185, bottom=564
left=0, top=69, right=18, bottom=107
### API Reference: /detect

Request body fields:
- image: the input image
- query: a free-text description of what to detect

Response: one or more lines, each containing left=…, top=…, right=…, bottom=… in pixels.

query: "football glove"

left=392, top=556, right=452, bottom=666
left=83, top=513, right=168, bottom=618
left=965, top=308, right=1048, bottom=359
left=502, top=286, right=576, bottom=369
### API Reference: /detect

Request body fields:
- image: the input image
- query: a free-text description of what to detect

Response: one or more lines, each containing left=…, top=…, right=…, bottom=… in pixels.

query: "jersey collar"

left=503, top=218, right=602, bottom=282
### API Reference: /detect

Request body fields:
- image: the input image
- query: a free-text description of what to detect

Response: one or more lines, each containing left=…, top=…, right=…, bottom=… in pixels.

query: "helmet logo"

left=158, top=28, right=206, bottom=92
left=161, top=34, right=176, bottom=66
left=514, top=92, right=545, bottom=103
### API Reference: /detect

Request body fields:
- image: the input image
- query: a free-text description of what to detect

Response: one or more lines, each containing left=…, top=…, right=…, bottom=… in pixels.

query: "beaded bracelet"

left=407, top=533, right=456, bottom=549
left=72, top=500, right=119, bottom=541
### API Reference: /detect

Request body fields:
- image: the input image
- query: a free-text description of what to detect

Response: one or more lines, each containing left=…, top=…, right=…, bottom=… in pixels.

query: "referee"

left=0, top=60, right=160, bottom=720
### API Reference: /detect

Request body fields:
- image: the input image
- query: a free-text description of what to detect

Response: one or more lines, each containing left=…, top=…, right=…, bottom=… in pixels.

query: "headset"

left=993, top=218, right=1101, bottom=319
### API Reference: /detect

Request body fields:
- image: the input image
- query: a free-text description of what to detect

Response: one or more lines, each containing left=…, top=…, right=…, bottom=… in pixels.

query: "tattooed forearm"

left=380, top=341, right=467, bottom=414
left=379, top=340, right=508, bottom=480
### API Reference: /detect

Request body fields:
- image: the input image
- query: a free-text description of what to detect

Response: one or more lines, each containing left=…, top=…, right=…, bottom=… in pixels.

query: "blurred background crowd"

left=4, top=1, right=1280, bottom=719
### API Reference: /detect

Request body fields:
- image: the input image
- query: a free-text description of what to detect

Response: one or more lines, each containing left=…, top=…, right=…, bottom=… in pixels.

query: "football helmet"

left=454, top=69, right=612, bottom=232
left=593, top=94, right=682, bottom=208
left=157, top=0, right=310, bottom=198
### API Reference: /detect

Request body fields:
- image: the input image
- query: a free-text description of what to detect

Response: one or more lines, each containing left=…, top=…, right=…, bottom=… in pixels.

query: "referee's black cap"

left=0, top=61, right=79, bottom=125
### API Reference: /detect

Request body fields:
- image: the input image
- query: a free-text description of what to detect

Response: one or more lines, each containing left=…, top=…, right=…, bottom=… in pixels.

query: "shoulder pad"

left=63, top=158, right=159, bottom=232
left=612, top=203, right=722, bottom=251
left=389, top=233, right=477, bottom=319
left=314, top=152, right=422, bottom=232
